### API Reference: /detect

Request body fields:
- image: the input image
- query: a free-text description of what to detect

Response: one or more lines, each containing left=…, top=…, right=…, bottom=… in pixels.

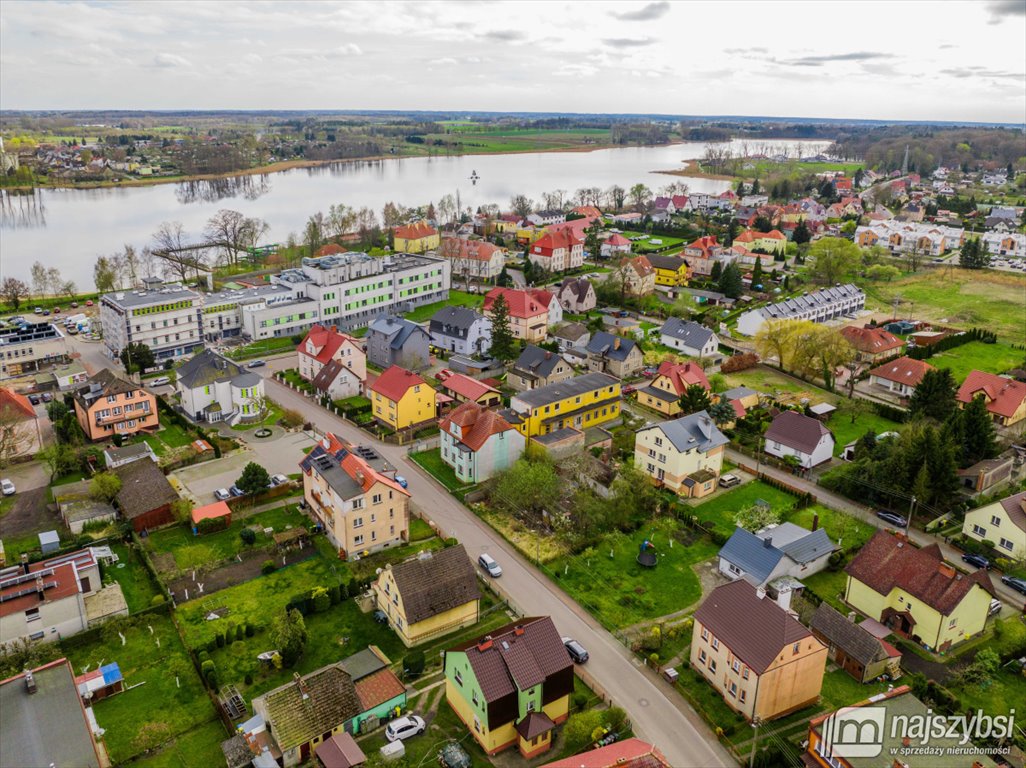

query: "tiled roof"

left=586, top=331, right=638, bottom=362
left=659, top=318, right=715, bottom=350
left=869, top=356, right=934, bottom=387
left=311, top=359, right=351, bottom=393
left=370, top=365, right=430, bottom=404
left=72, top=368, right=142, bottom=410
left=442, top=238, right=503, bottom=261
left=394, top=221, right=437, bottom=240
left=483, top=288, right=552, bottom=319
left=553, top=322, right=589, bottom=342
left=997, top=491, right=1026, bottom=533
left=113, top=458, right=178, bottom=519
left=515, top=711, right=555, bottom=740
left=558, top=277, right=593, bottom=304
left=840, top=326, right=904, bottom=355
left=299, top=324, right=359, bottom=366
left=513, top=345, right=565, bottom=380
left=429, top=306, right=486, bottom=333
left=176, top=349, right=244, bottom=390
left=645, top=254, right=690, bottom=272
left=957, top=370, right=1026, bottom=418
left=637, top=410, right=727, bottom=454
left=511, top=372, right=618, bottom=410
left=605, top=233, right=630, bottom=246
left=367, top=315, right=427, bottom=350
left=685, top=235, right=720, bottom=256
left=354, top=668, right=406, bottom=712
left=810, top=604, right=898, bottom=667
left=764, top=410, right=833, bottom=455
left=440, top=401, right=516, bottom=452
left=259, top=666, right=361, bottom=752
left=845, top=531, right=996, bottom=614
left=387, top=544, right=481, bottom=625
left=532, top=230, right=582, bottom=253
left=623, top=255, right=654, bottom=278
left=653, top=360, right=710, bottom=395
left=0, top=387, right=35, bottom=420
left=693, top=580, right=814, bottom=674
left=440, top=373, right=499, bottom=402
left=539, top=738, right=670, bottom=768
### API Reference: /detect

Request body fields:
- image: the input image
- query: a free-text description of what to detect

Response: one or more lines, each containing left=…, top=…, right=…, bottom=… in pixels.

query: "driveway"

left=257, top=374, right=735, bottom=767
left=172, top=452, right=253, bottom=502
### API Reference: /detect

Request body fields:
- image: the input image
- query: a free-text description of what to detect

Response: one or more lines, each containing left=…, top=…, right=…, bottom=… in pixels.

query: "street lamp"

left=749, top=716, right=762, bottom=768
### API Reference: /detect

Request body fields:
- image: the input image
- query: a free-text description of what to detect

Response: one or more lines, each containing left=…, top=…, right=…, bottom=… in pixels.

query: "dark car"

left=41, top=392, right=53, bottom=403
left=373, top=610, right=388, bottom=625
left=28, top=394, right=41, bottom=405
left=1001, top=575, right=1026, bottom=596
left=562, top=637, right=589, bottom=664
left=229, top=484, right=246, bottom=497
left=961, top=553, right=990, bottom=570
left=875, top=509, right=907, bottom=528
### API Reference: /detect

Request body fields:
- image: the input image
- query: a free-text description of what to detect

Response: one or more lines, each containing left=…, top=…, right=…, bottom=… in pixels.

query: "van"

left=478, top=553, right=502, bottom=578
left=718, top=474, right=741, bottom=489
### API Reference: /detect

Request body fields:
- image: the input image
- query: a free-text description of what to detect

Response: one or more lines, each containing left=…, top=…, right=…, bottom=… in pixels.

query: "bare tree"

left=152, top=221, right=204, bottom=283
left=204, top=209, right=268, bottom=266
left=60, top=280, right=77, bottom=299
left=355, top=207, right=378, bottom=241
left=437, top=194, right=457, bottom=225
left=509, top=194, right=533, bottom=218
left=606, top=185, right=626, bottom=211
left=304, top=213, right=325, bottom=255
left=439, top=237, right=474, bottom=290
left=327, top=203, right=356, bottom=240
left=45, top=267, right=61, bottom=298
left=541, top=189, right=568, bottom=211
left=0, top=277, right=30, bottom=309
left=30, top=262, right=47, bottom=298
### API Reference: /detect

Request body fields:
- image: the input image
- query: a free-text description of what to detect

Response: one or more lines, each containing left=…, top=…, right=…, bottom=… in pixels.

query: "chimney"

left=24, top=670, right=37, bottom=694
left=476, top=636, right=494, bottom=653
left=614, top=337, right=621, bottom=350
left=847, top=611, right=857, bottom=623
left=763, top=537, right=773, bottom=548
left=776, top=587, right=792, bottom=611
left=812, top=514, right=819, bottom=532
left=756, top=587, right=766, bottom=600
left=938, top=563, right=956, bottom=579
left=35, top=575, right=45, bottom=596
left=20, top=552, right=29, bottom=575
left=513, top=626, right=525, bottom=637
left=293, top=671, right=310, bottom=701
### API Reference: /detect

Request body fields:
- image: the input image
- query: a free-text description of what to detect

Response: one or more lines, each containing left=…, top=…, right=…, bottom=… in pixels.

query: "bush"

left=198, top=516, right=228, bottom=535
left=310, top=587, right=331, bottom=614
left=721, top=352, right=759, bottom=373
left=216, top=632, right=225, bottom=648
left=240, top=528, right=257, bottom=546
left=329, top=584, right=342, bottom=605
left=403, top=650, right=426, bottom=677
left=244, top=673, right=253, bottom=686
left=245, top=623, right=255, bottom=638
left=225, top=625, right=234, bottom=645
left=150, top=594, right=166, bottom=606
left=572, top=692, right=588, bottom=711
left=262, top=560, right=277, bottom=575
left=200, top=659, right=218, bottom=689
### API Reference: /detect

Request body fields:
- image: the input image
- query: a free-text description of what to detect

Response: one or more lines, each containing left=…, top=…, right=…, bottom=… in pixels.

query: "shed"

left=75, top=662, right=124, bottom=702
left=113, top=458, right=179, bottom=532
left=808, top=402, right=836, bottom=421
left=39, top=530, right=60, bottom=554
left=191, top=501, right=232, bottom=533
left=315, top=732, right=366, bottom=768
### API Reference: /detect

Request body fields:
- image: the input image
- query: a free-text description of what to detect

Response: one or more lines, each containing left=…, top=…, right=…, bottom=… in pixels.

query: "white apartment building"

left=100, top=284, right=202, bottom=360
left=735, top=285, right=865, bottom=337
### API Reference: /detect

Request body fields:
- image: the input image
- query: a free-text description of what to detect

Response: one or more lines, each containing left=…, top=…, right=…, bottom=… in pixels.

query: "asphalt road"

left=262, top=374, right=736, bottom=768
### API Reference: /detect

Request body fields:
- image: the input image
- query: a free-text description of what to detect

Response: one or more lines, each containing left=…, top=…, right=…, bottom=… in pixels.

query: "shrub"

left=347, top=578, right=360, bottom=598
left=205, top=640, right=216, bottom=654
left=572, top=692, right=588, bottom=711
left=403, top=650, right=426, bottom=677
left=328, top=584, right=342, bottom=605
left=200, top=659, right=217, bottom=688
left=721, top=352, right=759, bottom=373
left=310, top=587, right=331, bottom=614
left=240, top=528, right=257, bottom=546
left=244, top=673, right=253, bottom=686
left=236, top=624, right=244, bottom=642
left=245, top=623, right=255, bottom=638
left=225, top=626, right=234, bottom=645
left=648, top=652, right=660, bottom=667
left=150, top=594, right=166, bottom=606
left=216, top=632, right=225, bottom=648
left=197, top=650, right=210, bottom=663
left=198, top=516, right=228, bottom=535
left=262, top=560, right=277, bottom=575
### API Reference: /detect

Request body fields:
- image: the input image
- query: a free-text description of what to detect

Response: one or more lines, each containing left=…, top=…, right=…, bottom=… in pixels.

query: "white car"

left=1, top=479, right=15, bottom=496
left=149, top=376, right=171, bottom=387
left=385, top=715, right=425, bottom=742
left=270, top=474, right=289, bottom=486
left=214, top=488, right=231, bottom=501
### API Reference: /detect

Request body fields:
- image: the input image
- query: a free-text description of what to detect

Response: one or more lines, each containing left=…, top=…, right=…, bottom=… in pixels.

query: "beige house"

left=584, top=332, right=644, bottom=379
left=634, top=411, right=728, bottom=499
left=508, top=345, right=574, bottom=392
left=0, top=387, right=41, bottom=463
left=962, top=490, right=1026, bottom=560
left=297, top=324, right=366, bottom=397
left=691, top=580, right=827, bottom=721
left=482, top=288, right=559, bottom=343
left=617, top=255, right=656, bottom=296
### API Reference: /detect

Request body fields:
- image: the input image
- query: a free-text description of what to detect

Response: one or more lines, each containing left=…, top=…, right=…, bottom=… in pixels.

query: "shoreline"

left=652, top=160, right=736, bottom=181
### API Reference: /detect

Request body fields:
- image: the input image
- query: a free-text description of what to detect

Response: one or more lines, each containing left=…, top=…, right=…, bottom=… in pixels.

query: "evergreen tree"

left=718, top=262, right=743, bottom=299
left=792, top=219, right=811, bottom=245
left=960, top=394, right=998, bottom=466
left=496, top=266, right=513, bottom=287
left=960, top=238, right=991, bottom=270
left=120, top=342, right=155, bottom=373
left=710, top=260, right=723, bottom=280
left=909, top=368, right=958, bottom=423
left=487, top=294, right=517, bottom=362
left=726, top=218, right=739, bottom=245
left=237, top=462, right=270, bottom=495
left=751, top=178, right=761, bottom=195
left=911, top=463, right=932, bottom=509
left=736, top=179, right=746, bottom=196
left=751, top=257, right=764, bottom=287
left=677, top=384, right=712, bottom=415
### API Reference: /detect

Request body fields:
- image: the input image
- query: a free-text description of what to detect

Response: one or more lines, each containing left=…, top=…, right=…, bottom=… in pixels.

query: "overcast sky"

left=2, top=0, right=1025, bottom=123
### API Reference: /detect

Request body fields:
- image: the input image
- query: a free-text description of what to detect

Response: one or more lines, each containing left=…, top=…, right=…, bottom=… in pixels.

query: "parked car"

left=214, top=488, right=231, bottom=501
left=1001, top=575, right=1026, bottom=596
left=641, top=367, right=658, bottom=378
left=33, top=306, right=43, bottom=314
left=229, top=484, right=246, bottom=497
left=28, top=394, right=41, bottom=405
left=875, top=510, right=907, bottom=528
left=562, top=637, right=589, bottom=664
left=53, top=307, right=61, bottom=314
left=386, top=715, right=426, bottom=742
left=85, top=300, right=94, bottom=307
left=394, top=475, right=408, bottom=489
left=70, top=302, right=79, bottom=309
left=718, top=474, right=741, bottom=489
left=961, top=553, right=990, bottom=570
left=989, top=598, right=1003, bottom=617
left=42, top=310, right=50, bottom=316
left=270, top=474, right=288, bottom=486
left=373, top=610, right=388, bottom=625
left=247, top=359, right=266, bottom=368
left=1, top=479, right=15, bottom=496
left=41, top=393, right=53, bottom=403
left=622, top=384, right=636, bottom=395
left=478, top=553, right=502, bottom=578
left=149, top=376, right=171, bottom=387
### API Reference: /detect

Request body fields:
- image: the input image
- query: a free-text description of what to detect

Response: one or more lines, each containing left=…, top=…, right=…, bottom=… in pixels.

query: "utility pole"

left=749, top=717, right=762, bottom=768
left=907, top=495, right=917, bottom=535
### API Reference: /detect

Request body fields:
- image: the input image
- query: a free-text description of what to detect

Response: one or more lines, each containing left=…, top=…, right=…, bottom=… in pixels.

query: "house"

left=507, top=345, right=574, bottom=392
left=176, top=349, right=266, bottom=425
left=764, top=411, right=835, bottom=468
left=844, top=531, right=996, bottom=651
left=55, top=482, right=118, bottom=534
left=636, top=360, right=710, bottom=416
left=584, top=332, right=644, bottom=379
left=438, top=373, right=502, bottom=407
left=0, top=659, right=103, bottom=768
left=599, top=233, right=632, bottom=259
left=840, top=325, right=905, bottom=362
left=506, top=372, right=621, bottom=438
left=634, top=411, right=727, bottom=498
left=556, top=277, right=596, bottom=313
left=720, top=386, right=760, bottom=410
left=833, top=176, right=852, bottom=194
left=483, top=288, right=560, bottom=343
left=429, top=307, right=492, bottom=357
left=646, top=254, right=692, bottom=287
left=718, top=523, right=836, bottom=587
left=298, top=324, right=366, bottom=400
left=114, top=458, right=179, bottom=532
left=957, top=370, right=1026, bottom=427
left=551, top=323, right=591, bottom=353
left=373, top=544, right=481, bottom=646
left=369, top=366, right=436, bottom=431
left=539, top=739, right=670, bottom=768
left=439, top=402, right=526, bottom=483
left=682, top=235, right=725, bottom=277
left=393, top=221, right=440, bottom=253
left=102, top=441, right=156, bottom=469
left=735, top=285, right=865, bottom=337
left=957, top=453, right=1016, bottom=494
left=252, top=665, right=362, bottom=766
left=528, top=230, right=584, bottom=272
left=658, top=318, right=719, bottom=358
left=441, top=238, right=506, bottom=282
left=300, top=433, right=409, bottom=559
left=690, top=580, right=827, bottom=721
left=616, top=255, right=656, bottom=296
left=444, top=616, right=573, bottom=758
left=339, top=647, right=408, bottom=737
left=803, top=686, right=997, bottom=768
left=868, top=356, right=935, bottom=397
left=808, top=604, right=902, bottom=683
left=527, top=210, right=566, bottom=227
left=366, top=315, right=431, bottom=372
left=651, top=196, right=676, bottom=216
left=0, top=387, right=41, bottom=460
left=962, top=489, right=1026, bottom=559
left=732, top=229, right=786, bottom=255
left=72, top=369, right=158, bottom=442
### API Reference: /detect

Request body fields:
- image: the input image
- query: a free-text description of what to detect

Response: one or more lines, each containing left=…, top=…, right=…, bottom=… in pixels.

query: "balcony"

left=95, top=408, right=152, bottom=426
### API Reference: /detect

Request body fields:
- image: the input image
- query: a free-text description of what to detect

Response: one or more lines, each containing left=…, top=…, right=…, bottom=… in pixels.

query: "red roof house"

left=957, top=370, right=1026, bottom=426
left=868, top=357, right=935, bottom=397
left=438, top=373, right=501, bottom=407
left=540, top=738, right=670, bottom=768
left=191, top=501, right=232, bottom=530
left=840, top=326, right=905, bottom=360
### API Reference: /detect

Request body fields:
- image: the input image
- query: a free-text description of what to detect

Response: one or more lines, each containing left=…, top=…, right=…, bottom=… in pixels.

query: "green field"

left=418, top=127, right=612, bottom=155
left=722, top=367, right=841, bottom=405
left=130, top=720, right=228, bottom=768
left=225, top=335, right=297, bottom=360
left=402, top=289, right=485, bottom=323
left=926, top=340, right=1024, bottom=381
left=108, top=542, right=163, bottom=611
left=619, top=230, right=685, bottom=253
left=828, top=411, right=903, bottom=455
left=682, top=480, right=797, bottom=533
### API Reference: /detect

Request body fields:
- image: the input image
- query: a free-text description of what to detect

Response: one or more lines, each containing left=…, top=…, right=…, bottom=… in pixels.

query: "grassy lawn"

left=409, top=448, right=476, bottom=492
left=682, top=481, right=798, bottom=534
left=130, top=720, right=228, bottom=768
left=862, top=269, right=1026, bottom=342
left=785, top=504, right=875, bottom=552
left=926, top=340, right=1025, bottom=381
left=409, top=517, right=435, bottom=542
left=154, top=423, right=194, bottom=449
left=802, top=569, right=850, bottom=612
left=722, top=366, right=839, bottom=406
left=828, top=411, right=903, bottom=455
left=819, top=667, right=891, bottom=709
left=546, top=518, right=719, bottom=630
left=62, top=615, right=214, bottom=764
left=225, top=336, right=297, bottom=361
left=107, top=541, right=162, bottom=612
left=475, top=505, right=571, bottom=564
left=619, top=230, right=685, bottom=253
left=401, top=290, right=484, bottom=323
left=232, top=402, right=284, bottom=431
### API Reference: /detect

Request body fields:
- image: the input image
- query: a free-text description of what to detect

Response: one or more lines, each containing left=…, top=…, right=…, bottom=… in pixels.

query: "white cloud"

left=152, top=52, right=191, bottom=68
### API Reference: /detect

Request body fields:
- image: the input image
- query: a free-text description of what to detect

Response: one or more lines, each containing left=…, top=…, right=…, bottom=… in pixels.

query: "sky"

left=1, top=0, right=1025, bottom=123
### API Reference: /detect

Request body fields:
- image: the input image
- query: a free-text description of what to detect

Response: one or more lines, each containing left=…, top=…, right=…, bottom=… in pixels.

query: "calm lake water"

left=0, top=139, right=828, bottom=289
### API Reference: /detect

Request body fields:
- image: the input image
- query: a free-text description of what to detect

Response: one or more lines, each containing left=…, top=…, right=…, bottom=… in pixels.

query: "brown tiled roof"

left=810, top=604, right=898, bottom=666
left=260, top=666, right=360, bottom=752
left=440, top=401, right=517, bottom=452
left=869, top=356, right=935, bottom=387
left=451, top=617, right=571, bottom=703
left=958, top=370, right=1026, bottom=418
left=388, top=544, right=480, bottom=624
left=845, top=531, right=996, bottom=614
left=540, top=738, right=670, bottom=768
left=998, top=491, right=1026, bottom=533
left=841, top=326, right=905, bottom=355
left=394, top=221, right=437, bottom=240
left=353, top=668, right=406, bottom=712
left=764, top=410, right=833, bottom=454
left=113, top=458, right=178, bottom=519
left=72, top=368, right=141, bottom=410
left=0, top=387, right=35, bottom=420
left=315, top=733, right=366, bottom=768
left=515, top=711, right=555, bottom=740
left=693, top=580, right=812, bottom=673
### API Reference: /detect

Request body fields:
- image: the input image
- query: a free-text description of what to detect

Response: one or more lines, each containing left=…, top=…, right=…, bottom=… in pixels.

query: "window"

left=372, top=493, right=382, bottom=505
left=742, top=668, right=749, bottom=680
left=739, top=689, right=747, bottom=703
left=699, top=650, right=707, bottom=664
left=949, top=618, right=957, bottom=629
left=712, top=638, right=719, bottom=650
left=371, top=531, right=377, bottom=541
left=647, top=463, right=655, bottom=473
left=728, top=563, right=742, bottom=575
left=527, top=699, right=536, bottom=712
left=991, top=515, right=1001, bottom=527
left=701, top=628, right=709, bottom=641
left=729, top=682, right=737, bottom=698
left=353, top=499, right=364, bottom=510
left=999, top=538, right=1014, bottom=551
left=973, top=524, right=987, bottom=537
left=709, top=659, right=716, bottom=673
left=654, top=437, right=663, bottom=447
left=732, top=660, right=741, bottom=673
left=354, top=534, right=364, bottom=546
left=792, top=642, right=801, bottom=655
left=353, top=517, right=364, bottom=528
left=471, top=690, right=478, bottom=705
left=454, top=670, right=463, bottom=686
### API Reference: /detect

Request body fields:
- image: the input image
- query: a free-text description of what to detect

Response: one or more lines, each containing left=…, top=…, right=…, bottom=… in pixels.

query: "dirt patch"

left=900, top=648, right=952, bottom=684
left=0, top=488, right=61, bottom=539
left=167, top=546, right=317, bottom=603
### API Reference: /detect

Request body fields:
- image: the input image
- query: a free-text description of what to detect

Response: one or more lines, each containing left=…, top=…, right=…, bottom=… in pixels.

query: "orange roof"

left=370, top=365, right=431, bottom=404
left=531, top=229, right=582, bottom=253
left=483, top=287, right=552, bottom=319
left=440, top=401, right=517, bottom=451
left=354, top=667, right=406, bottom=712
left=440, top=373, right=500, bottom=402
left=572, top=206, right=602, bottom=218
left=655, top=360, right=710, bottom=395
left=315, top=243, right=346, bottom=256
left=685, top=235, right=720, bottom=257
left=840, top=326, right=905, bottom=355
left=0, top=387, right=36, bottom=420
left=735, top=229, right=785, bottom=244
left=394, top=221, right=437, bottom=240
left=958, top=370, right=1026, bottom=418
left=191, top=501, right=231, bottom=525
left=313, top=432, right=408, bottom=496
left=540, top=738, right=670, bottom=768
left=299, top=324, right=360, bottom=366
left=605, top=233, right=630, bottom=246
left=869, top=356, right=935, bottom=387
left=624, top=254, right=654, bottom=278
left=442, top=238, right=503, bottom=261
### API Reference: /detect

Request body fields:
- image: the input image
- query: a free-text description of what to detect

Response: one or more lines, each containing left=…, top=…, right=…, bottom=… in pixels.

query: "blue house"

left=718, top=522, right=836, bottom=588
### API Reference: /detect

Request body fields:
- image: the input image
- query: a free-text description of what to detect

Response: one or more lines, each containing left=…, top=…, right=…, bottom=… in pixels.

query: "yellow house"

left=394, top=222, right=440, bottom=253
left=634, top=411, right=728, bottom=499
left=373, top=544, right=481, bottom=646
left=962, top=490, right=1026, bottom=560
left=733, top=229, right=787, bottom=255
left=505, top=372, right=621, bottom=439
left=691, top=580, right=827, bottom=721
left=646, top=254, right=692, bottom=287
left=617, top=255, right=656, bottom=296
left=444, top=617, right=572, bottom=758
left=844, top=531, right=996, bottom=652
left=637, top=360, right=711, bottom=417
left=369, top=365, right=437, bottom=431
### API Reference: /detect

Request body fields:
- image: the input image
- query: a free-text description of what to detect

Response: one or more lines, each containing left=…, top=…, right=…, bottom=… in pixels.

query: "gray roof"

left=645, top=254, right=690, bottom=272
left=553, top=322, right=589, bottom=342
left=558, top=277, right=593, bottom=303
left=531, top=426, right=583, bottom=445
left=765, top=410, right=834, bottom=454
left=754, top=284, right=864, bottom=322
left=0, top=661, right=100, bottom=768
left=101, top=285, right=199, bottom=309
left=512, top=372, right=618, bottom=409
left=386, top=544, right=481, bottom=625
left=638, top=410, right=728, bottom=453
left=231, top=372, right=262, bottom=388
left=585, top=331, right=637, bottom=362
left=514, top=344, right=565, bottom=380
left=114, top=458, right=179, bottom=519
left=338, top=648, right=387, bottom=682
left=103, top=442, right=154, bottom=464
left=719, top=527, right=785, bottom=585
left=368, top=315, right=428, bottom=349
left=660, top=317, right=715, bottom=349
left=810, top=603, right=894, bottom=666
left=429, top=306, right=485, bottom=334
left=176, top=348, right=244, bottom=390
left=760, top=523, right=836, bottom=564
left=720, top=386, right=758, bottom=401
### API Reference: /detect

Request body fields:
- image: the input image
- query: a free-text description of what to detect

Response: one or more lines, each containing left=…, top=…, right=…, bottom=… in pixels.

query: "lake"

left=0, top=139, right=829, bottom=289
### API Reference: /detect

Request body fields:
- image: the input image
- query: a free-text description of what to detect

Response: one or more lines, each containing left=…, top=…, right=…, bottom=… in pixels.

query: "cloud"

left=941, top=66, right=1025, bottom=80
left=429, top=57, right=458, bottom=66
left=785, top=51, right=894, bottom=66
left=553, top=63, right=599, bottom=77
left=152, top=52, right=190, bottom=68
left=481, top=30, right=525, bottom=41
left=336, top=43, right=362, bottom=55
left=612, top=2, right=669, bottom=21
left=986, top=0, right=1026, bottom=23
left=602, top=37, right=654, bottom=49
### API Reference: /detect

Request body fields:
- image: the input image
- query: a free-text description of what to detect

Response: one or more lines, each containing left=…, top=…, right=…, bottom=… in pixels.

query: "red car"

left=85, top=300, right=94, bottom=306
left=623, top=384, right=637, bottom=395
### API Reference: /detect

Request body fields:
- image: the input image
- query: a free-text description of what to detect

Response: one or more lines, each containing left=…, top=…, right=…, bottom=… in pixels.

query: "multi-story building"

left=297, top=323, right=366, bottom=396
left=764, top=410, right=835, bottom=468
left=428, top=306, right=492, bottom=357
left=440, top=238, right=506, bottom=283
left=393, top=222, right=440, bottom=253
left=616, top=255, right=656, bottom=296
left=646, top=254, right=692, bottom=287
left=636, top=360, right=710, bottom=417
left=634, top=411, right=727, bottom=498
left=483, top=288, right=561, bottom=343
left=555, top=277, right=596, bottom=314
left=733, top=229, right=786, bottom=255
left=735, top=285, right=865, bottom=337
left=528, top=230, right=584, bottom=273
left=175, top=348, right=265, bottom=425
left=72, top=369, right=158, bottom=442
left=682, top=236, right=729, bottom=277
left=957, top=370, right=1026, bottom=427
left=200, top=284, right=294, bottom=342
left=368, top=365, right=437, bottom=431
left=0, top=322, right=69, bottom=381
left=505, top=372, right=620, bottom=438
left=840, top=325, right=905, bottom=362
left=508, top=345, right=574, bottom=392
left=100, top=284, right=202, bottom=360
left=962, top=489, right=1026, bottom=560
left=300, top=432, right=410, bottom=559
left=584, top=332, right=644, bottom=379
left=439, top=401, right=525, bottom=483
left=366, top=315, right=431, bottom=372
